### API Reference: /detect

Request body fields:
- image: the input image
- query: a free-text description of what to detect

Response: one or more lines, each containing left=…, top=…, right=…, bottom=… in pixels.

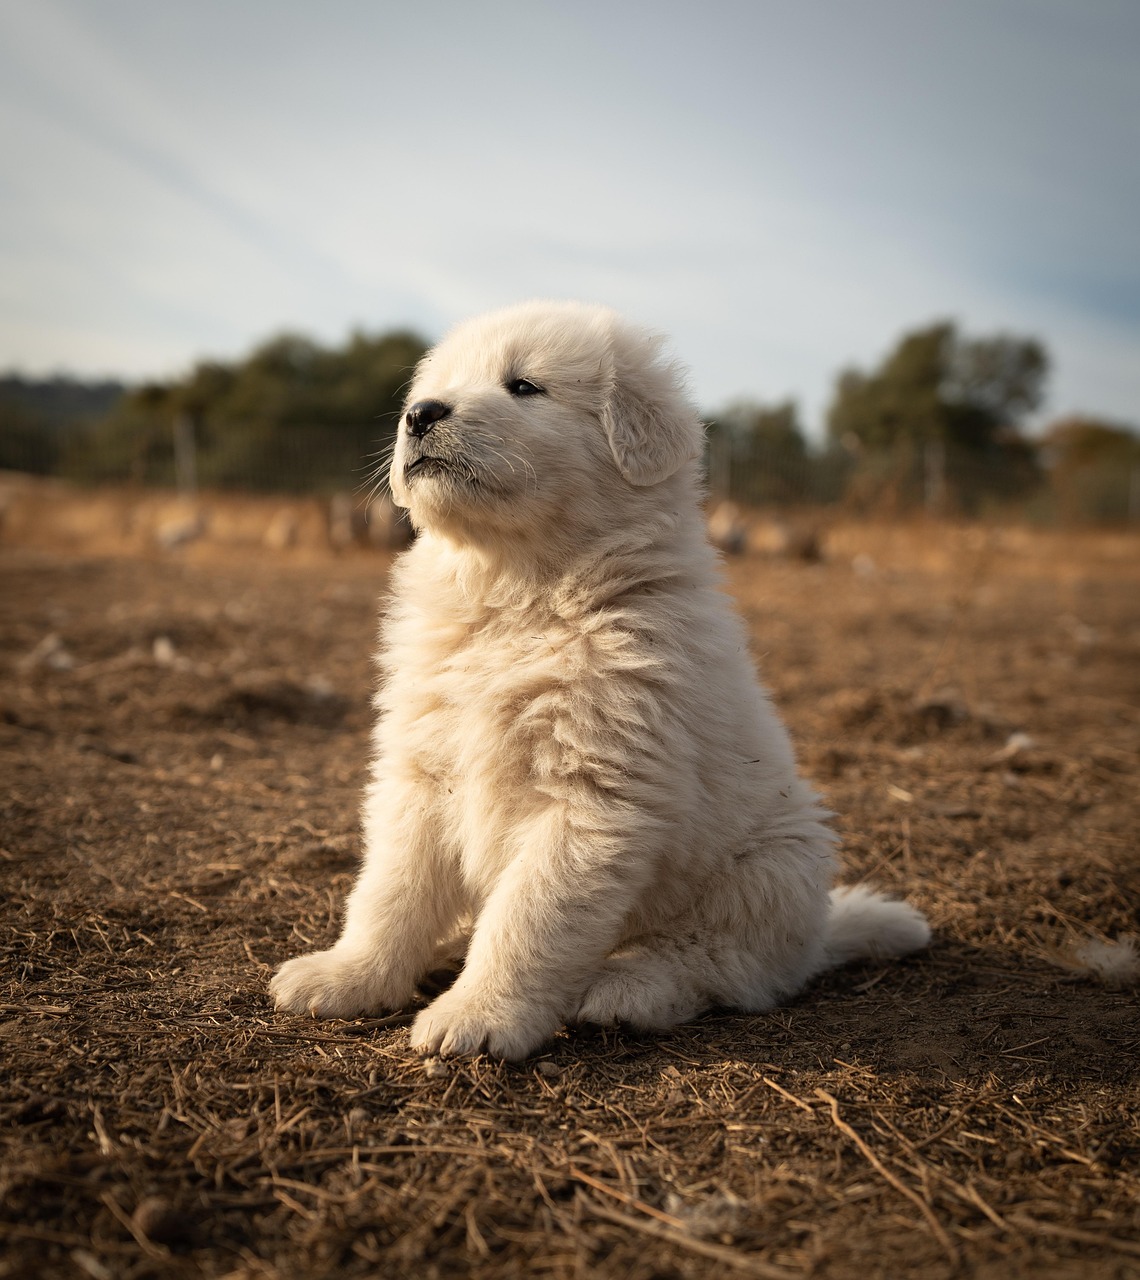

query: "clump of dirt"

left=1, top=525, right=1137, bottom=1279
left=177, top=671, right=353, bottom=730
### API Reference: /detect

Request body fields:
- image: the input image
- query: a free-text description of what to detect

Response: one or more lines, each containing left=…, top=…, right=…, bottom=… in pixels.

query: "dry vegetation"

left=1, top=503, right=1138, bottom=1279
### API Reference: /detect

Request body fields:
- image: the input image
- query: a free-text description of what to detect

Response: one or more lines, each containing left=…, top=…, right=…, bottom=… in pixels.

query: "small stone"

left=131, top=1195, right=196, bottom=1247
left=152, top=636, right=176, bottom=667
left=987, top=731, right=1035, bottom=764
left=155, top=512, right=204, bottom=550
left=19, top=633, right=75, bottom=672
left=852, top=552, right=876, bottom=577
left=264, top=508, right=298, bottom=551
left=305, top=674, right=335, bottom=700
left=70, top=1250, right=113, bottom=1280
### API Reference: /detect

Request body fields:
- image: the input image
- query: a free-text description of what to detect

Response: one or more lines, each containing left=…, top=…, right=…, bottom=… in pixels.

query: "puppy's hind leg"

left=574, top=934, right=723, bottom=1032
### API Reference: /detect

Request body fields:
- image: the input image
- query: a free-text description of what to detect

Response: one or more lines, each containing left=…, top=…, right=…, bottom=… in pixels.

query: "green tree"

left=65, top=328, right=428, bottom=492
left=828, top=322, right=1047, bottom=452
left=827, top=322, right=1047, bottom=511
left=706, top=399, right=824, bottom=504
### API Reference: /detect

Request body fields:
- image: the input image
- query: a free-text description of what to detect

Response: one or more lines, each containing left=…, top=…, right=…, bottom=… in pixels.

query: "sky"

left=1, top=0, right=1138, bottom=436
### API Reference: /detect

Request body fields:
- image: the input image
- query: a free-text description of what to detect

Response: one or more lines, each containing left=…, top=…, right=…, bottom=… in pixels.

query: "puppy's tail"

left=823, top=884, right=930, bottom=969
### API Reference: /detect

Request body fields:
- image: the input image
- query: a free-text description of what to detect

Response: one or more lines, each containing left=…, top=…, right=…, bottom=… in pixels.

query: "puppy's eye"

left=505, top=378, right=544, bottom=397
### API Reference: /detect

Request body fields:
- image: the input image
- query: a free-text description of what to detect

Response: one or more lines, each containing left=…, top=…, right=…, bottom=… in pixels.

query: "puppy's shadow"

left=560, top=939, right=1133, bottom=1088
left=416, top=965, right=463, bottom=1001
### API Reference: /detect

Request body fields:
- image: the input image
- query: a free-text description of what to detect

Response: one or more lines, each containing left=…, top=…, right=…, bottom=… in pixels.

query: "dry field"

left=1, top=502, right=1138, bottom=1279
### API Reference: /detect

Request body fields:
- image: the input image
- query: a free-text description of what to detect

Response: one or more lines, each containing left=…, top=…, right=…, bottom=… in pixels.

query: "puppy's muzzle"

left=406, top=399, right=452, bottom=439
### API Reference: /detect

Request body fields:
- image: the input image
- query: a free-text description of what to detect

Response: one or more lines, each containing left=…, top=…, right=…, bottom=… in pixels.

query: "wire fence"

left=63, top=422, right=391, bottom=498
left=57, top=417, right=1140, bottom=526
left=705, top=432, right=1140, bottom=525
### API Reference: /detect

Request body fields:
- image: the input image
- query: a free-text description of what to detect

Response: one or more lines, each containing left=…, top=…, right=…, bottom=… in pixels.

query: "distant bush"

left=1042, top=417, right=1140, bottom=523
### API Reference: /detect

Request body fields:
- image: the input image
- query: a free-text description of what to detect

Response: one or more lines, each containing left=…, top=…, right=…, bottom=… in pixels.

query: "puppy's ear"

left=600, top=331, right=703, bottom=486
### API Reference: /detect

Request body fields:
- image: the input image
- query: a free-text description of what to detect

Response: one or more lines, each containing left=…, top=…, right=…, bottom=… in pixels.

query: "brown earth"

left=1, top=509, right=1138, bottom=1279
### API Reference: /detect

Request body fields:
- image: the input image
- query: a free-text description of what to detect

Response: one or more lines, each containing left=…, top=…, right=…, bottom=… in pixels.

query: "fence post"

left=707, top=431, right=732, bottom=502
left=924, top=438, right=946, bottom=515
left=173, top=414, right=197, bottom=496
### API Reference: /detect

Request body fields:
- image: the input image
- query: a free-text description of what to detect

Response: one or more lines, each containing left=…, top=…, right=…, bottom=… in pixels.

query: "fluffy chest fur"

left=373, top=539, right=679, bottom=892
left=371, top=531, right=806, bottom=903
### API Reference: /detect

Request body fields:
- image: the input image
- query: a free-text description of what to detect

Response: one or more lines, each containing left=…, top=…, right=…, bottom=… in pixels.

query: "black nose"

left=405, top=399, right=451, bottom=438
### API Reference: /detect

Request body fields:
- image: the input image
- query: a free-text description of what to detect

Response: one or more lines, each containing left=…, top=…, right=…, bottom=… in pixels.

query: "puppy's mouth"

left=401, top=438, right=491, bottom=496
left=404, top=454, right=453, bottom=481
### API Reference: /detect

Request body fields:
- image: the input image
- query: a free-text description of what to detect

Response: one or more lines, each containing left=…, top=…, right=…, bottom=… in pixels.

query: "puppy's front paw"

left=409, top=985, right=558, bottom=1061
left=269, top=948, right=412, bottom=1019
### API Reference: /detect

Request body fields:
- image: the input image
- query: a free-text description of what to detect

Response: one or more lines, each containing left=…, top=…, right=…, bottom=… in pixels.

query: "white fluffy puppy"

left=270, top=302, right=929, bottom=1059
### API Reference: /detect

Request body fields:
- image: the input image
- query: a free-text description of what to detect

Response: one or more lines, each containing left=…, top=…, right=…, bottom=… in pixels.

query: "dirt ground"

left=1, top=511, right=1137, bottom=1279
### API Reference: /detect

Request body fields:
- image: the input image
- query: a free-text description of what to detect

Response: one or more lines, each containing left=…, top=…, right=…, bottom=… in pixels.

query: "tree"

left=826, top=322, right=1047, bottom=512
left=65, top=328, right=428, bottom=492
left=713, top=400, right=808, bottom=456
left=827, top=322, right=1048, bottom=453
left=706, top=400, right=819, bottom=504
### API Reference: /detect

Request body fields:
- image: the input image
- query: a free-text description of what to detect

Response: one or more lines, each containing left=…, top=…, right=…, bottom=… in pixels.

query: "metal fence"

left=66, top=420, right=392, bottom=498
left=62, top=417, right=1140, bottom=526
left=705, top=432, right=1140, bottom=524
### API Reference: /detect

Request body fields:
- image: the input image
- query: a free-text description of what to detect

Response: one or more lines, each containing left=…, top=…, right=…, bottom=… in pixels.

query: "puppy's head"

left=388, top=302, right=702, bottom=547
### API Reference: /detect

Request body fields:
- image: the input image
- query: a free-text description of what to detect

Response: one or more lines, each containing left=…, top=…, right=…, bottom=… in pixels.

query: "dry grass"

left=1, top=514, right=1137, bottom=1278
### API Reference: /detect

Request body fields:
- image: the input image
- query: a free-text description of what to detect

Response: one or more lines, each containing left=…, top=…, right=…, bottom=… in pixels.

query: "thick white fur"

left=269, top=301, right=930, bottom=1058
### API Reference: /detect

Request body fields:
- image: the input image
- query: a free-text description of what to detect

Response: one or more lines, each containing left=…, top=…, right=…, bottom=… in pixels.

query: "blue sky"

left=1, top=0, right=1137, bottom=435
